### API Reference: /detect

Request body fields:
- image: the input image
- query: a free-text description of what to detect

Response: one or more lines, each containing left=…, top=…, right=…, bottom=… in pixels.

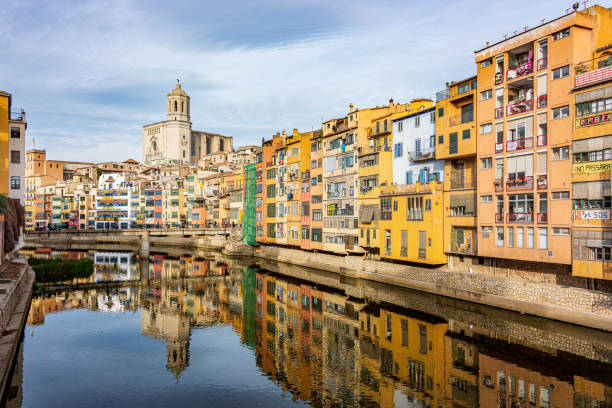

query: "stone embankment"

left=0, top=255, right=34, bottom=399
left=24, top=231, right=612, bottom=331
left=254, top=246, right=612, bottom=331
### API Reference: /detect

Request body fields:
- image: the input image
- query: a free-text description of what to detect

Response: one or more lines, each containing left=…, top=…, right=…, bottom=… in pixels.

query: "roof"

left=393, top=106, right=436, bottom=122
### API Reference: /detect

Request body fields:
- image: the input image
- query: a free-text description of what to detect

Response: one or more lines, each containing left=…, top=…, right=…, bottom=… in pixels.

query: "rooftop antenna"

left=541, top=19, right=546, bottom=24
left=524, top=26, right=529, bottom=31
left=582, top=0, right=588, bottom=8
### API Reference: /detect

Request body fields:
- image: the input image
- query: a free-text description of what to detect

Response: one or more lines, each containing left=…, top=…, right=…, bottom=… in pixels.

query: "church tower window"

left=174, top=101, right=177, bottom=112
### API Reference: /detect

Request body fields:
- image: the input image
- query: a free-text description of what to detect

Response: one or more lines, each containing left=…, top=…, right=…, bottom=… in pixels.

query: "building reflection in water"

left=24, top=250, right=612, bottom=408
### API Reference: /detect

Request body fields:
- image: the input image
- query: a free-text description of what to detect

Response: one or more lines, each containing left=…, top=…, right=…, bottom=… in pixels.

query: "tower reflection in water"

left=24, top=250, right=612, bottom=408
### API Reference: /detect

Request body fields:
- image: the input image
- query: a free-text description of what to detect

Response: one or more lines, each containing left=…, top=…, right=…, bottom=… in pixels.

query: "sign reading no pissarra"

left=573, top=160, right=611, bottom=174
left=572, top=209, right=611, bottom=220
left=575, top=112, right=612, bottom=128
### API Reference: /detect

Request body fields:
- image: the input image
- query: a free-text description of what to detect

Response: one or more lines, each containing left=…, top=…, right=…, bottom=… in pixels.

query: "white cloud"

left=0, top=0, right=582, bottom=162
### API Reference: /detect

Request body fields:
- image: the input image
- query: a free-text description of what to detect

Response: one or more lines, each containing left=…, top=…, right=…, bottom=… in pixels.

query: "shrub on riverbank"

left=29, top=258, right=94, bottom=283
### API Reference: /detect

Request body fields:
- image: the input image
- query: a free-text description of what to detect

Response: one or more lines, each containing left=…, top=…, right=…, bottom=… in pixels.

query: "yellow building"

left=0, top=91, right=9, bottom=195
left=571, top=21, right=612, bottom=279
left=379, top=182, right=446, bottom=265
left=358, top=111, right=397, bottom=256
left=285, top=130, right=303, bottom=246
left=435, top=76, right=478, bottom=268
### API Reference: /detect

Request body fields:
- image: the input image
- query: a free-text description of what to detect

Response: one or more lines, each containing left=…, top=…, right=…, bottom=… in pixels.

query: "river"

left=5, top=247, right=611, bottom=408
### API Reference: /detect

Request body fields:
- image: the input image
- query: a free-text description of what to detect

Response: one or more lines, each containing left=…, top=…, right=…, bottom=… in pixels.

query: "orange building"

left=475, top=6, right=612, bottom=270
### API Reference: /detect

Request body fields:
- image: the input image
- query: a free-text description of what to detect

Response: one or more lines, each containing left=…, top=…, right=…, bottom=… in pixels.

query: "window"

left=10, top=176, right=20, bottom=190
left=381, top=198, right=392, bottom=220
left=394, top=143, right=403, bottom=158
left=575, top=97, right=612, bottom=117
left=496, top=227, right=504, bottom=246
left=311, top=228, right=322, bottom=242
left=406, top=197, right=423, bottom=221
left=430, top=111, right=435, bottom=123
left=552, top=191, right=570, bottom=200
left=552, top=65, right=570, bottom=79
left=10, top=150, right=20, bottom=164
left=552, top=105, right=569, bottom=119
left=517, top=227, right=524, bottom=248
left=312, top=210, right=322, bottom=221
left=588, top=247, right=611, bottom=261
left=552, top=146, right=569, bottom=160
left=462, top=129, right=470, bottom=139
left=415, top=116, right=420, bottom=128
left=311, top=177, right=317, bottom=186
left=480, top=123, right=492, bottom=134
left=553, top=28, right=569, bottom=41
left=538, top=228, right=548, bottom=249
left=438, top=107, right=444, bottom=117
left=425, top=199, right=431, bottom=211
left=393, top=200, right=398, bottom=211
left=438, top=135, right=444, bottom=144
left=527, top=227, right=534, bottom=249
left=481, top=58, right=492, bottom=68
left=481, top=89, right=492, bottom=100
left=10, top=127, right=20, bottom=138
left=481, top=157, right=492, bottom=169
left=397, top=121, right=403, bottom=132
left=481, top=195, right=493, bottom=202
left=552, top=228, right=569, bottom=235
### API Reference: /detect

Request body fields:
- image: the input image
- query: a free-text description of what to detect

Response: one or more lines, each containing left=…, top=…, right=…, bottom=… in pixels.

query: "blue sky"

left=0, top=0, right=593, bottom=162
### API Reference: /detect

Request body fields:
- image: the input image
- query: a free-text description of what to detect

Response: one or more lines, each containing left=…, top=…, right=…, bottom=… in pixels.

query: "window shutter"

left=537, top=152, right=547, bottom=175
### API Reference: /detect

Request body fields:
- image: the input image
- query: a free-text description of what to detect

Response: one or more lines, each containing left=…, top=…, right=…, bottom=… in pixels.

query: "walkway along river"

left=4, top=246, right=612, bottom=407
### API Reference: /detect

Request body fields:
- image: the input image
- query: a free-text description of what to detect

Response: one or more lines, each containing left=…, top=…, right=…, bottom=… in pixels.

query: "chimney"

left=389, top=98, right=394, bottom=107
left=282, top=130, right=286, bottom=137
left=486, top=42, right=490, bottom=47
left=349, top=103, right=354, bottom=113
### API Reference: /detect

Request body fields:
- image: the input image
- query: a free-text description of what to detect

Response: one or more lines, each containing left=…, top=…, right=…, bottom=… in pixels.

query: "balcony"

left=506, top=99, right=533, bottom=116
left=506, top=137, right=533, bottom=152
left=409, top=148, right=435, bottom=162
left=537, top=94, right=547, bottom=108
left=495, top=72, right=504, bottom=85
left=506, top=176, right=534, bottom=191
left=495, top=142, right=504, bottom=153
left=495, top=107, right=504, bottom=119
left=494, top=179, right=504, bottom=192
left=537, top=175, right=547, bottom=190
left=449, top=113, right=474, bottom=127
left=537, top=58, right=547, bottom=71
left=506, top=61, right=533, bottom=81
left=10, top=110, right=24, bottom=121
left=537, top=213, right=548, bottom=224
left=507, top=213, right=534, bottom=224
left=495, top=213, right=504, bottom=223
left=537, top=134, right=547, bottom=147
left=575, top=56, right=612, bottom=87
left=450, top=171, right=474, bottom=189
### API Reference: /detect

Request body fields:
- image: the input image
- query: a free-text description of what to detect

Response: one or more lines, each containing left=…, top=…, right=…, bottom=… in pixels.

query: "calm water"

left=6, top=248, right=612, bottom=408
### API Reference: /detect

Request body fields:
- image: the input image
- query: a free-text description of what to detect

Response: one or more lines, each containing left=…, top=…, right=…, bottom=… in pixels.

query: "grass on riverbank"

left=29, top=258, right=94, bottom=284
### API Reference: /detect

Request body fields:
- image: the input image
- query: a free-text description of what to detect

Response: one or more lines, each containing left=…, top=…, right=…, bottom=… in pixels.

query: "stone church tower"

left=142, top=81, right=234, bottom=165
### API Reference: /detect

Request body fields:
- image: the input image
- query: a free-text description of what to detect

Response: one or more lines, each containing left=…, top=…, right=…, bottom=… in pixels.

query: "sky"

left=0, top=0, right=597, bottom=163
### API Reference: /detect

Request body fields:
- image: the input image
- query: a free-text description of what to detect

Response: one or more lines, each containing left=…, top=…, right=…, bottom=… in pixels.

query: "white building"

left=8, top=109, right=26, bottom=205
left=95, top=173, right=137, bottom=229
left=392, top=107, right=444, bottom=185
left=142, top=81, right=233, bottom=165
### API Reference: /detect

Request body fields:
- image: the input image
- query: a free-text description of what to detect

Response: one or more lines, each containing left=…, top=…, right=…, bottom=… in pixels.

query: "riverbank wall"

left=0, top=255, right=33, bottom=400
left=24, top=232, right=612, bottom=331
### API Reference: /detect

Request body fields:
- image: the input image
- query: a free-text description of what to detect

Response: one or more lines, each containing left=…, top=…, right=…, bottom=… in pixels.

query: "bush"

left=30, top=258, right=94, bottom=284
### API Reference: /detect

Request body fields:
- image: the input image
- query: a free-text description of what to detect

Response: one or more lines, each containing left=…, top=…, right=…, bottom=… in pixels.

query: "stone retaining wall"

left=256, top=246, right=612, bottom=331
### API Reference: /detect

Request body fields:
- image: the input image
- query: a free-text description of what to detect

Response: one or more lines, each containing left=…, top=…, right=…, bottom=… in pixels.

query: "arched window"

left=219, top=139, right=224, bottom=151
left=182, top=150, right=186, bottom=158
left=174, top=101, right=177, bottom=112
left=181, top=101, right=184, bottom=112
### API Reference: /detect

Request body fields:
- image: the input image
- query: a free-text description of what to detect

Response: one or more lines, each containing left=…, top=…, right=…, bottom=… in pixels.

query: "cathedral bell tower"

left=167, top=80, right=190, bottom=122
